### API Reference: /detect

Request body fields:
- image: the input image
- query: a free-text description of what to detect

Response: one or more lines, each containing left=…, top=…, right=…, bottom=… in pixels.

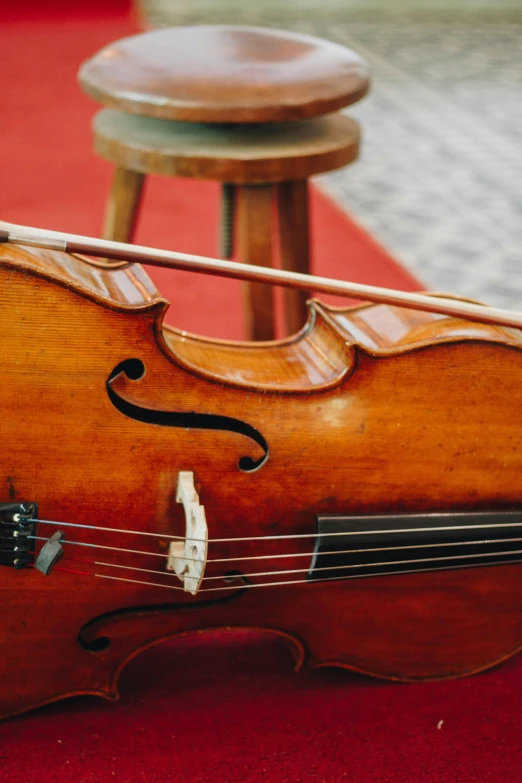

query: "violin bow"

left=0, top=220, right=521, bottom=330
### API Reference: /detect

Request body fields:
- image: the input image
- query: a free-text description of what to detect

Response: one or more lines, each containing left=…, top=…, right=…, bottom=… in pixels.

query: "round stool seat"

left=79, top=25, right=369, bottom=124
left=93, top=109, right=360, bottom=183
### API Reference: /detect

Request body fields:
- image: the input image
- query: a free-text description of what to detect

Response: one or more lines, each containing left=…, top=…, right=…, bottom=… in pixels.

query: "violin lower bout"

left=89, top=562, right=522, bottom=684
left=4, top=560, right=522, bottom=721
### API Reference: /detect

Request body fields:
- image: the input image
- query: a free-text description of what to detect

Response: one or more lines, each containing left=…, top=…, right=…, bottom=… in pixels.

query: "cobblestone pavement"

left=143, top=4, right=522, bottom=306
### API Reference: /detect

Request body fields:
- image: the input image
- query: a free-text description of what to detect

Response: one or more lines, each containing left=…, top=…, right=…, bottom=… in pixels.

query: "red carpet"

left=2, top=4, right=521, bottom=783
left=0, top=0, right=419, bottom=340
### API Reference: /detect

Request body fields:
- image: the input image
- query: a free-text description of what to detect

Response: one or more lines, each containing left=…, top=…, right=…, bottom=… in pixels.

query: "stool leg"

left=236, top=184, right=275, bottom=341
left=277, top=180, right=311, bottom=335
left=220, top=183, right=236, bottom=259
left=102, top=167, right=145, bottom=242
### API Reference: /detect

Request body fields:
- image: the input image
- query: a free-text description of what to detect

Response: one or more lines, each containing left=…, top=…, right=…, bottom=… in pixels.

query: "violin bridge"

left=166, top=472, right=208, bottom=595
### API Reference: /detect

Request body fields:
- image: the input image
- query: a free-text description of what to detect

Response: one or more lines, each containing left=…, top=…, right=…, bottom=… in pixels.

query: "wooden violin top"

left=2, top=242, right=521, bottom=395
left=4, top=239, right=522, bottom=719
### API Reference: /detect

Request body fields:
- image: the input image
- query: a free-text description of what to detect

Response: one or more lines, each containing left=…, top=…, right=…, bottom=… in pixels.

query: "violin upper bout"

left=0, top=241, right=166, bottom=313
left=314, top=298, right=522, bottom=355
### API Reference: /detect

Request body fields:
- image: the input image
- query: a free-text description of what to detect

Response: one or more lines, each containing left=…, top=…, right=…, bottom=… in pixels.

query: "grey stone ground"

left=142, top=3, right=522, bottom=306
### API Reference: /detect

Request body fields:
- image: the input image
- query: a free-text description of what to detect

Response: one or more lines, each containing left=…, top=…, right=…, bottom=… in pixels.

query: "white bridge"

left=167, top=472, right=208, bottom=595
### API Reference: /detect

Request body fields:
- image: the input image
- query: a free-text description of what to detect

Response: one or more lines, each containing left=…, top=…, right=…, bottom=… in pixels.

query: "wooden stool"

left=79, top=25, right=369, bottom=340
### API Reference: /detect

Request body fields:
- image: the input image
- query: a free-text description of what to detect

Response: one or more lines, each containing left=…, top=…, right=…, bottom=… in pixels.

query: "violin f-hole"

left=106, top=359, right=269, bottom=471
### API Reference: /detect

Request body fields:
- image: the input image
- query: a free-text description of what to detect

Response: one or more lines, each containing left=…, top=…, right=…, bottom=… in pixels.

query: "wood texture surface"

left=92, top=112, right=359, bottom=337
left=277, top=180, right=311, bottom=335
left=102, top=167, right=145, bottom=244
left=79, top=25, right=369, bottom=123
left=236, top=184, right=275, bottom=341
left=92, top=110, right=360, bottom=183
left=3, top=244, right=522, bottom=720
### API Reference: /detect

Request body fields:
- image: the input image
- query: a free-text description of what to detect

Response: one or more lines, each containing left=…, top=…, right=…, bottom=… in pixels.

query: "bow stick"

left=0, top=221, right=520, bottom=330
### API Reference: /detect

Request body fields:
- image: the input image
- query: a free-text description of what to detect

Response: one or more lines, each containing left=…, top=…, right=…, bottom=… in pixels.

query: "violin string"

left=55, top=565, right=92, bottom=578
left=29, top=516, right=522, bottom=545
left=29, top=535, right=170, bottom=560
left=30, top=518, right=185, bottom=541
left=29, top=533, right=522, bottom=572
left=80, top=543, right=522, bottom=583
left=207, top=535, right=522, bottom=563
left=92, top=554, right=522, bottom=594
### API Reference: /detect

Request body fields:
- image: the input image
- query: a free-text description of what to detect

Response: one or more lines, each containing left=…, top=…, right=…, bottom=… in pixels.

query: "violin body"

left=2, top=242, right=522, bottom=720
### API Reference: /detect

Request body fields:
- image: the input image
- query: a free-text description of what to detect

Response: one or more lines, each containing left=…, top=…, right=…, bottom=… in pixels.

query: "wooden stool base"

left=103, top=168, right=145, bottom=244
left=94, top=110, right=360, bottom=339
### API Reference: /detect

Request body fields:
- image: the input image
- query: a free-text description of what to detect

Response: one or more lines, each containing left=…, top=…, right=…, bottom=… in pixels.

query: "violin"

left=2, top=222, right=522, bottom=720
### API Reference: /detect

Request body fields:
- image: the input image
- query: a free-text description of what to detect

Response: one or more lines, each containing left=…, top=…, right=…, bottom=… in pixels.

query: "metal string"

left=86, top=543, right=522, bottom=583
left=91, top=555, right=522, bottom=594
left=30, top=518, right=185, bottom=541
left=29, top=535, right=170, bottom=559
left=26, top=516, right=522, bottom=593
left=29, top=516, right=522, bottom=546
left=29, top=534, right=522, bottom=572
left=38, top=535, right=522, bottom=592
left=208, top=535, right=522, bottom=563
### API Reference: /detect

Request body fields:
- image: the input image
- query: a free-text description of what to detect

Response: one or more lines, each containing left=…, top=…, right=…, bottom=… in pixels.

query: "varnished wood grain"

left=92, top=110, right=360, bottom=183
left=3, top=243, right=522, bottom=720
left=91, top=110, right=359, bottom=339
left=236, top=184, right=275, bottom=341
left=79, top=26, right=369, bottom=123
left=82, top=26, right=365, bottom=342
left=277, top=180, right=311, bottom=335
left=90, top=109, right=360, bottom=340
left=102, top=167, right=145, bottom=244
left=162, top=309, right=351, bottom=391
